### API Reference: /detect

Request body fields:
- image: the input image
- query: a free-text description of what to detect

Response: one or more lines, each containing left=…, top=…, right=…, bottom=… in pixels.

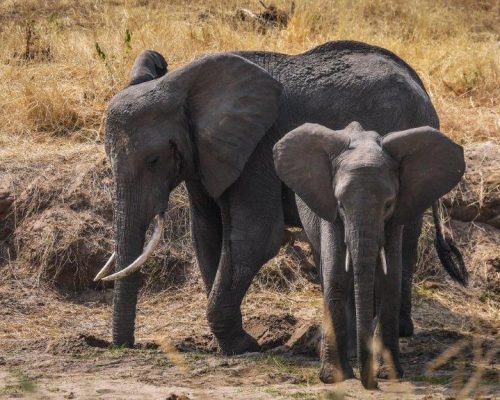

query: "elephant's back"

left=297, top=40, right=426, bottom=90
left=235, top=41, right=426, bottom=94
left=236, top=41, right=438, bottom=134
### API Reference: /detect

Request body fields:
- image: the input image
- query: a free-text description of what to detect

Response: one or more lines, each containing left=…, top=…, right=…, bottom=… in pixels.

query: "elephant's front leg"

left=207, top=176, right=284, bottom=355
left=319, top=220, right=354, bottom=383
left=376, top=223, right=404, bottom=379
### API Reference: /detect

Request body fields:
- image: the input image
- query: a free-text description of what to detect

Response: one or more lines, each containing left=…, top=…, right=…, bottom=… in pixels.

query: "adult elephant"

left=96, top=41, right=466, bottom=356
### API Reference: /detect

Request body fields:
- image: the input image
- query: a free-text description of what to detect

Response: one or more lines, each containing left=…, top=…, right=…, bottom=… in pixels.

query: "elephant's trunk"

left=112, top=184, right=149, bottom=347
left=348, top=225, right=380, bottom=389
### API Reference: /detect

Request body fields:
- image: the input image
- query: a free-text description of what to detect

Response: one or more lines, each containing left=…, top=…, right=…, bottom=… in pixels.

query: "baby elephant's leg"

left=319, top=220, right=354, bottom=383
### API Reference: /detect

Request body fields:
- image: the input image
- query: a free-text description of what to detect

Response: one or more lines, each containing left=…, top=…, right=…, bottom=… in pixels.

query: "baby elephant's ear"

left=273, top=123, right=349, bottom=222
left=128, top=50, right=168, bottom=85
left=382, top=126, right=465, bottom=223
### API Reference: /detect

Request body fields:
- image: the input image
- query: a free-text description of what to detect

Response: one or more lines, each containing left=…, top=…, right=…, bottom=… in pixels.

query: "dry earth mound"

left=440, top=142, right=500, bottom=291
left=0, top=153, right=192, bottom=291
left=0, top=143, right=498, bottom=293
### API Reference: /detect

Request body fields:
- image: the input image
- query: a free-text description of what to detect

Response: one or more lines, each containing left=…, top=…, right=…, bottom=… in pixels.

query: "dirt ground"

left=0, top=141, right=498, bottom=400
left=0, top=272, right=498, bottom=400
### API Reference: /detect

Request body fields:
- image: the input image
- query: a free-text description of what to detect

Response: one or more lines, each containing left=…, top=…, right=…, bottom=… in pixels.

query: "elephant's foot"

left=216, top=330, right=261, bottom=355
left=377, top=364, right=404, bottom=380
left=319, top=362, right=354, bottom=384
left=399, top=315, right=414, bottom=337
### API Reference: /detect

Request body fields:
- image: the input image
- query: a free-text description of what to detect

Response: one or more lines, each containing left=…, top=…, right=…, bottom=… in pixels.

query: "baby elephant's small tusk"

left=380, top=247, right=388, bottom=275
left=94, top=252, right=116, bottom=281
left=345, top=248, right=350, bottom=273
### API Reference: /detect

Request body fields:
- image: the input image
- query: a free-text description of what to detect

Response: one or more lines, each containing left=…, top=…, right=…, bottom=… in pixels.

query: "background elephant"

left=98, top=40, right=467, bottom=357
left=273, top=122, right=465, bottom=388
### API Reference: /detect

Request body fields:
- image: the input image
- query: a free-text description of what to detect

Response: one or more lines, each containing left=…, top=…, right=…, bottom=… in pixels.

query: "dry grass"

left=0, top=0, right=498, bottom=145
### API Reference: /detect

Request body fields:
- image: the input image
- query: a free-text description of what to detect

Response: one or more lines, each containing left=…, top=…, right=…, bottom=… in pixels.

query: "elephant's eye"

left=385, top=201, right=393, bottom=210
left=148, top=156, right=160, bottom=169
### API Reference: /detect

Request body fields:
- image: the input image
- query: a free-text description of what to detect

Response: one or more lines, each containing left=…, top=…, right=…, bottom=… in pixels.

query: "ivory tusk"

left=380, top=247, right=388, bottom=275
left=101, top=214, right=165, bottom=281
left=94, top=251, right=116, bottom=281
left=344, top=225, right=350, bottom=273
left=345, top=248, right=350, bottom=273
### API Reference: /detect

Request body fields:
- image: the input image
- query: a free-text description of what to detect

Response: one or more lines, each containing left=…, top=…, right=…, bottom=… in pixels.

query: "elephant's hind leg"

left=187, top=181, right=223, bottom=294
left=207, top=170, right=284, bottom=355
left=400, top=214, right=423, bottom=337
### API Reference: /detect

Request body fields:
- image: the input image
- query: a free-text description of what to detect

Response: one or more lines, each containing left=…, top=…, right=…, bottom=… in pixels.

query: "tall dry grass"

left=0, top=0, right=498, bottom=147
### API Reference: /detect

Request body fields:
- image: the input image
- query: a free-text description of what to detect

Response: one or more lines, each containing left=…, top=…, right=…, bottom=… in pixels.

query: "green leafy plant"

left=124, top=29, right=132, bottom=50
left=95, top=42, right=106, bottom=61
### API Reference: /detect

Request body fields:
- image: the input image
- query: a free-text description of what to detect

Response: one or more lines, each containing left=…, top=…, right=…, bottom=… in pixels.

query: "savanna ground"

left=0, top=0, right=499, bottom=399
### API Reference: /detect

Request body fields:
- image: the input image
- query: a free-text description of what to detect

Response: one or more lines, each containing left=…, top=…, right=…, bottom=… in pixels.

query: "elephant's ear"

left=382, top=126, right=465, bottom=223
left=128, top=50, right=168, bottom=85
left=175, top=54, right=282, bottom=198
left=273, top=123, right=349, bottom=222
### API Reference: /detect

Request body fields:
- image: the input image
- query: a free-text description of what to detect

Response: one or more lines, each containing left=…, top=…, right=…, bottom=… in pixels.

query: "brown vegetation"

left=0, top=0, right=498, bottom=143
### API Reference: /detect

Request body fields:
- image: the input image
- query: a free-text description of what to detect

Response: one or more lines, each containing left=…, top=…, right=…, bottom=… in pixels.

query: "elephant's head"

left=273, top=122, right=464, bottom=388
left=98, top=50, right=282, bottom=346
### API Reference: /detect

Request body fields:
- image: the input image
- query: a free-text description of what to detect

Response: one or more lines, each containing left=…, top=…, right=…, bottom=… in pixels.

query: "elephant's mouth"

left=94, top=214, right=165, bottom=282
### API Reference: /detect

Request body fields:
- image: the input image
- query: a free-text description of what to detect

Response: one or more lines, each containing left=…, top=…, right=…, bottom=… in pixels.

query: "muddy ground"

left=0, top=273, right=498, bottom=400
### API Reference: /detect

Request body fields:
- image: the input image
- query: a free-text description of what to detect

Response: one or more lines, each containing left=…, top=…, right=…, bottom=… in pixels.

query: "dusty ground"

left=0, top=271, right=498, bottom=399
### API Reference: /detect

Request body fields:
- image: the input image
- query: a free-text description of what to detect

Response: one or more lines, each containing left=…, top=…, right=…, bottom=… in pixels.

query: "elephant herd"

left=93, top=40, right=467, bottom=389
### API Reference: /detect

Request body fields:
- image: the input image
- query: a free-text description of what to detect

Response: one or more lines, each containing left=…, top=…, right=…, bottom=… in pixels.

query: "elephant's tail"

left=432, top=201, right=468, bottom=286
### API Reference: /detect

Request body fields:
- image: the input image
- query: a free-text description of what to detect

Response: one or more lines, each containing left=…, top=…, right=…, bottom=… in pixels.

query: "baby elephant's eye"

left=385, top=201, right=393, bottom=210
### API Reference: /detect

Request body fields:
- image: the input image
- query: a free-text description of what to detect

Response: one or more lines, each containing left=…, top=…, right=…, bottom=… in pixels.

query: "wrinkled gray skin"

left=105, top=41, right=447, bottom=372
left=273, top=122, right=464, bottom=389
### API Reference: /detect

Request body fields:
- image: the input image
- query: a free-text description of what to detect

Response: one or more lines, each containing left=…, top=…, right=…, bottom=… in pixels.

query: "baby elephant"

left=273, top=122, right=465, bottom=389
